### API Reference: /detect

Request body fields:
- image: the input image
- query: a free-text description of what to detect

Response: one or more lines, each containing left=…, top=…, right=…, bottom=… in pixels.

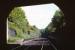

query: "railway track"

left=11, top=37, right=57, bottom=50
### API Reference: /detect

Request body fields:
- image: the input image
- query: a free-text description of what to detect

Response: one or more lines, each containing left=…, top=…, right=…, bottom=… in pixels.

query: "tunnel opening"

left=6, top=3, right=65, bottom=49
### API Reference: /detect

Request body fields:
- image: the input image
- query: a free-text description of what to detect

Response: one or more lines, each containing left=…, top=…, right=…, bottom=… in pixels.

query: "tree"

left=8, top=7, right=41, bottom=43
left=51, top=10, right=64, bottom=32
left=8, top=7, right=29, bottom=38
left=45, top=10, right=64, bottom=32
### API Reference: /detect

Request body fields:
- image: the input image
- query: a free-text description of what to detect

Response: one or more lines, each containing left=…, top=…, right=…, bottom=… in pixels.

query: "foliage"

left=8, top=7, right=28, bottom=33
left=8, top=7, right=41, bottom=43
left=46, top=10, right=64, bottom=32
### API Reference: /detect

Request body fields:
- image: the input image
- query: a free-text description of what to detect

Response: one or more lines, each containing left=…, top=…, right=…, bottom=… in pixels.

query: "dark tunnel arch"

left=0, top=0, right=66, bottom=50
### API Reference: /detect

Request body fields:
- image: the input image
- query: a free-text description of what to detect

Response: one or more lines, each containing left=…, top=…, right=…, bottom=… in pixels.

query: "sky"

left=21, top=3, right=59, bottom=29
